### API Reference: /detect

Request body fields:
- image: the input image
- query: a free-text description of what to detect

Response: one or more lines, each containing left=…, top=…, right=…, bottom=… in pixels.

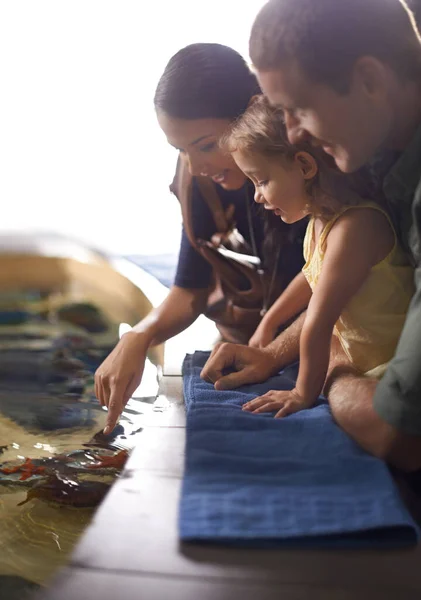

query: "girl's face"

left=231, top=149, right=317, bottom=224
left=157, top=111, right=247, bottom=190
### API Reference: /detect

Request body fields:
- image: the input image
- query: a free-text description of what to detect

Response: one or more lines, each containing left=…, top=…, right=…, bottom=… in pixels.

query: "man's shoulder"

left=385, top=122, right=421, bottom=198
left=380, top=122, right=421, bottom=265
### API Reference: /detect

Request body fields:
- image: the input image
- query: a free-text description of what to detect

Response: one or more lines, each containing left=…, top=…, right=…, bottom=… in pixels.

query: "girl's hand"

left=242, top=388, right=313, bottom=418
left=248, top=323, right=276, bottom=349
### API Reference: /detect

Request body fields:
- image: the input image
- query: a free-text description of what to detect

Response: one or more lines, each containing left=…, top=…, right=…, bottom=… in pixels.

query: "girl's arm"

left=295, top=208, right=394, bottom=405
left=249, top=272, right=312, bottom=347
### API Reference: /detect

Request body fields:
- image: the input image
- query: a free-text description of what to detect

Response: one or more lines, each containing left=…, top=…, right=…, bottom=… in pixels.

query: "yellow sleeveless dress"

left=302, top=203, right=414, bottom=378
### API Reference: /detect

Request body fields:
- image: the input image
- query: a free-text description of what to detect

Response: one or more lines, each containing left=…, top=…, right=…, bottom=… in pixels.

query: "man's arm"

left=326, top=366, right=421, bottom=472
left=325, top=268, right=421, bottom=472
left=369, top=266, right=421, bottom=470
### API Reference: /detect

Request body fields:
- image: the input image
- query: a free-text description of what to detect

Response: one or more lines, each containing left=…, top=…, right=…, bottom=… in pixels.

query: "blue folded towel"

left=180, top=351, right=419, bottom=548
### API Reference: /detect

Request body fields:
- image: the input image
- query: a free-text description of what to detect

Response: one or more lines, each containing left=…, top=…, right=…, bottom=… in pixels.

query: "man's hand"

left=200, top=342, right=280, bottom=390
left=201, top=313, right=305, bottom=390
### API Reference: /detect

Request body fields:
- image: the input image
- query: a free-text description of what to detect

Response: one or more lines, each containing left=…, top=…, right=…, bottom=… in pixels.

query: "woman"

left=95, top=43, right=306, bottom=434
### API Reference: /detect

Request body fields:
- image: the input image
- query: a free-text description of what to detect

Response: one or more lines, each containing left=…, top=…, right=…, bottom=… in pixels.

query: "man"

left=201, top=0, right=421, bottom=471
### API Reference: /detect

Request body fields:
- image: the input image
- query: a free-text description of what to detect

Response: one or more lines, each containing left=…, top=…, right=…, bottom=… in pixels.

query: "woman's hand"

left=242, top=388, right=313, bottom=418
left=248, top=323, right=277, bottom=349
left=95, top=331, right=149, bottom=434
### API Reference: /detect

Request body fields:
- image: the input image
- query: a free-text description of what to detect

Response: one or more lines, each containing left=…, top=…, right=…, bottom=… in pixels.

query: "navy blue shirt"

left=174, top=179, right=305, bottom=290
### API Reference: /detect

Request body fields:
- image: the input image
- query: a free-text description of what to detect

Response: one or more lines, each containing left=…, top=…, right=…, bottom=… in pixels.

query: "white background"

left=0, top=1, right=266, bottom=256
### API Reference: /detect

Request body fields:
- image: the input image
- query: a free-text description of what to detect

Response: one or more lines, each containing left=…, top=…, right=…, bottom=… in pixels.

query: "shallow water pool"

left=0, top=289, right=160, bottom=596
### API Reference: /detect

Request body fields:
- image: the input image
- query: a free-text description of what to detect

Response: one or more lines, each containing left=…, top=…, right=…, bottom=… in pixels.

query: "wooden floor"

left=35, top=371, right=421, bottom=600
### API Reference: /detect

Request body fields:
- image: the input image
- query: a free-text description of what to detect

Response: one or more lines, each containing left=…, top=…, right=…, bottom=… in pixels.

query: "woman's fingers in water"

left=102, top=372, right=143, bottom=435
left=95, top=372, right=111, bottom=407
left=103, top=388, right=121, bottom=435
left=94, top=376, right=103, bottom=406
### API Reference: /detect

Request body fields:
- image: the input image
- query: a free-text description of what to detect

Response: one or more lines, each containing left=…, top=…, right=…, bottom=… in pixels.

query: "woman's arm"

left=132, top=284, right=209, bottom=346
left=295, top=208, right=394, bottom=405
left=249, top=272, right=312, bottom=347
left=96, top=285, right=209, bottom=433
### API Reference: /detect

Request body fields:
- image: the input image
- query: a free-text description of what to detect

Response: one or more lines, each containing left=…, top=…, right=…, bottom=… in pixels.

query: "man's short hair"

left=250, top=0, right=421, bottom=92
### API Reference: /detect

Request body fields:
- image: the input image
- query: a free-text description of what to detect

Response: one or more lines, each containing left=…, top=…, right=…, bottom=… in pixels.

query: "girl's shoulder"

left=324, top=203, right=395, bottom=265
left=329, top=202, right=393, bottom=234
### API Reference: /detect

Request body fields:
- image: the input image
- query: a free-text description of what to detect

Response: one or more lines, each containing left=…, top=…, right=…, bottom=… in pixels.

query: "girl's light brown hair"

left=221, top=94, right=308, bottom=159
left=221, top=95, right=346, bottom=218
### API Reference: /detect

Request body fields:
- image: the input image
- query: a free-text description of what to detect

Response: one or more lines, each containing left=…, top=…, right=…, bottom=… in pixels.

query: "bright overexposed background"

left=0, top=1, right=266, bottom=256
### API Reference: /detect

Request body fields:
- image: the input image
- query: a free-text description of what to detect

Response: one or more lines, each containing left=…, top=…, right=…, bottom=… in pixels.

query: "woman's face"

left=157, top=111, right=247, bottom=190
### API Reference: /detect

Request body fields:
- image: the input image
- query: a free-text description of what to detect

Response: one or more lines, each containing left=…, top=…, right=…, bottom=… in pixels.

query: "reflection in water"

left=0, top=290, right=160, bottom=591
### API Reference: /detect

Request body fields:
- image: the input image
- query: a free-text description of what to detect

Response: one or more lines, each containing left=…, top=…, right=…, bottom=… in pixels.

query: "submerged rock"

left=18, top=474, right=111, bottom=508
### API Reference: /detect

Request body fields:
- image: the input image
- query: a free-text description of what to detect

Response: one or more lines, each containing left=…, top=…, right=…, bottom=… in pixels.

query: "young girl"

left=222, top=96, right=414, bottom=418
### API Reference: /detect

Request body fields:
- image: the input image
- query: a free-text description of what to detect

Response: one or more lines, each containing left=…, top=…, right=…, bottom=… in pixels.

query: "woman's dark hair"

left=154, top=43, right=260, bottom=120
left=154, top=44, right=300, bottom=282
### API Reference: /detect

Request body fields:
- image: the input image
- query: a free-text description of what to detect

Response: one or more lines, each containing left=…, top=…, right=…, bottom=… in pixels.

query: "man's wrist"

left=265, top=338, right=293, bottom=372
left=264, top=313, right=304, bottom=370
left=261, top=345, right=284, bottom=376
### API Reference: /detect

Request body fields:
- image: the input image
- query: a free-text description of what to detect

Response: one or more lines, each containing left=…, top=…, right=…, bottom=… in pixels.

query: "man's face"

left=257, top=61, right=392, bottom=173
